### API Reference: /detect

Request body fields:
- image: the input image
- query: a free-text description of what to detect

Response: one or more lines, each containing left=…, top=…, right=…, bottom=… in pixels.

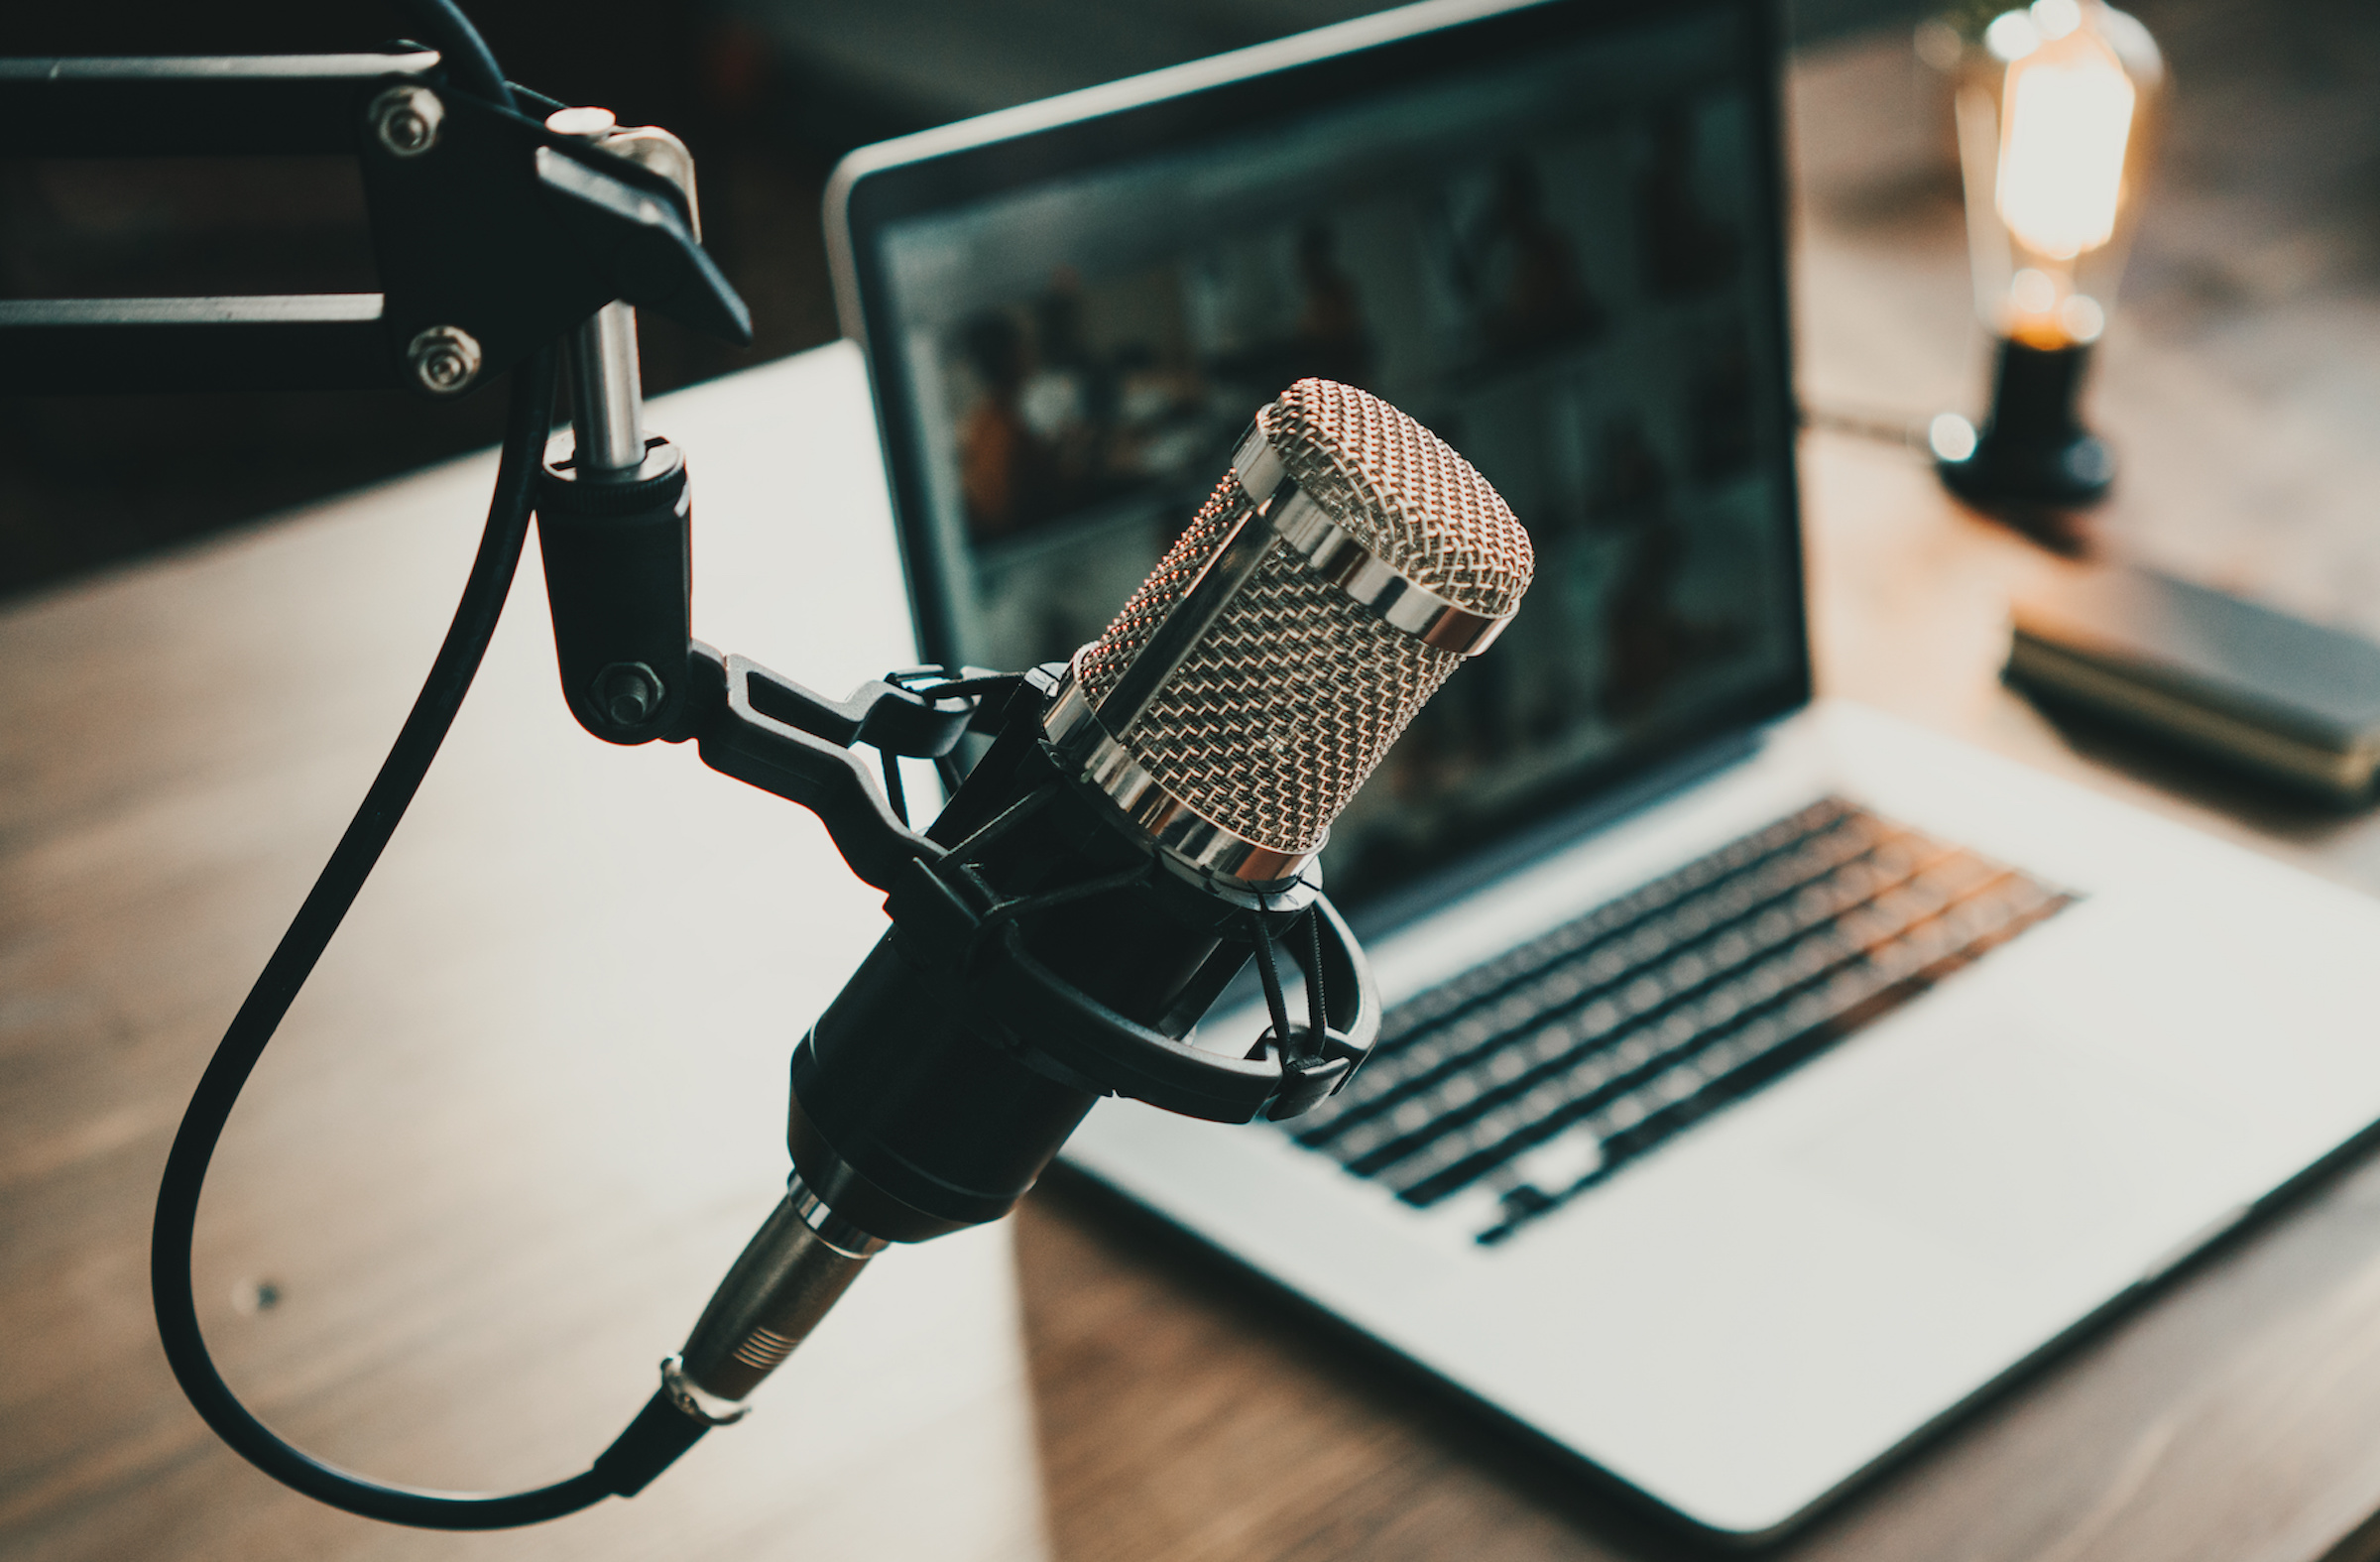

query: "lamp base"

left=1937, top=429, right=2115, bottom=508
left=1935, top=338, right=2115, bottom=510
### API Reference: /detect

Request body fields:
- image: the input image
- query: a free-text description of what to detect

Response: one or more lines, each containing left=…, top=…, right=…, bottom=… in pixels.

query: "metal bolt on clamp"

left=368, top=84, right=443, bottom=157
left=406, top=324, right=482, bottom=396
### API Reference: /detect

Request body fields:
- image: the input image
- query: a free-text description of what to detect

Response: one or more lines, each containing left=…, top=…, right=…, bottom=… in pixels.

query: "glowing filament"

left=1995, top=32, right=2136, bottom=261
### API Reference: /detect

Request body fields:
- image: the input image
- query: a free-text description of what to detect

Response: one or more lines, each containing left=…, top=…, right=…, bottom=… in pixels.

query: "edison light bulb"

left=1997, top=29, right=2134, bottom=261
left=1926, top=0, right=2164, bottom=510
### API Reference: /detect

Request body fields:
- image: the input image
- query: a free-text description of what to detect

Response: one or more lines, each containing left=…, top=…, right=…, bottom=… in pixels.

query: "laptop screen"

left=841, top=0, right=1806, bottom=905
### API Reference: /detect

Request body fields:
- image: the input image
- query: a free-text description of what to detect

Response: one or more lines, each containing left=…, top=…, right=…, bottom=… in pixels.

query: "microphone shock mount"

left=649, top=656, right=1382, bottom=1427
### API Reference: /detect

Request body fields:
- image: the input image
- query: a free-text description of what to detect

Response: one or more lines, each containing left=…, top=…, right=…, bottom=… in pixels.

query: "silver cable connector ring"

left=660, top=1355, right=751, bottom=1425
left=787, top=1172, right=890, bottom=1259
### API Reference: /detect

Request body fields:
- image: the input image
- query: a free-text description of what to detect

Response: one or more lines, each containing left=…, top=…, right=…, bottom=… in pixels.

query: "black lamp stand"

left=1938, top=336, right=2116, bottom=510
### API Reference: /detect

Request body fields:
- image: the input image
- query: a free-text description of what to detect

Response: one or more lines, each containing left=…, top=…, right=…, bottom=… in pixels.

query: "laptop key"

left=1276, top=798, right=2077, bottom=1241
left=1296, top=806, right=1918, bottom=1143
left=1320, top=834, right=1951, bottom=1169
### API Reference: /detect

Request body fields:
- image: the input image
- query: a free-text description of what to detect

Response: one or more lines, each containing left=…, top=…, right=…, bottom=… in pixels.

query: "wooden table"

left=0, top=355, right=1047, bottom=1561
left=12, top=27, right=2380, bottom=1562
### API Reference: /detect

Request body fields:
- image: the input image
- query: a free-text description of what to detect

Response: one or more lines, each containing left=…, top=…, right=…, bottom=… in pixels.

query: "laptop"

left=824, top=0, right=2380, bottom=1538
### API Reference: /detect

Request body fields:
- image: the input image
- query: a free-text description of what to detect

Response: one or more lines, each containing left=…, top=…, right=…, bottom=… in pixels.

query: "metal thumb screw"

left=407, top=325, right=482, bottom=396
left=370, top=84, right=443, bottom=157
left=595, top=662, right=665, bottom=727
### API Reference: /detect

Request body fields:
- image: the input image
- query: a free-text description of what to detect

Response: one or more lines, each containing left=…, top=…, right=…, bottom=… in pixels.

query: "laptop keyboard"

left=1285, top=797, right=2076, bottom=1244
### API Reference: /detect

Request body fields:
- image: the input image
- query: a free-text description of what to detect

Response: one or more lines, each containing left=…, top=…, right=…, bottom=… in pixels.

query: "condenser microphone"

left=650, top=378, right=1533, bottom=1441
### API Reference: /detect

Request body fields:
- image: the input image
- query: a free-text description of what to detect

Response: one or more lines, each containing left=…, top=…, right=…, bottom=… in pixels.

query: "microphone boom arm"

left=31, top=20, right=1399, bottom=1526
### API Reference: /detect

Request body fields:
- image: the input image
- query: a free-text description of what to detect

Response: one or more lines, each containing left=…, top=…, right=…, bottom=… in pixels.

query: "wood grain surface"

left=11, top=20, right=2380, bottom=1562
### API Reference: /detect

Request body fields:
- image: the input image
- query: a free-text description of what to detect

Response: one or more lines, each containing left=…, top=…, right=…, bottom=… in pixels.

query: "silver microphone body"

left=663, top=379, right=1532, bottom=1424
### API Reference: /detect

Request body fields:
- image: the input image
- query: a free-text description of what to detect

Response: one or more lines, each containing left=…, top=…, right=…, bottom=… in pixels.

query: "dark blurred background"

left=3, top=0, right=2369, bottom=601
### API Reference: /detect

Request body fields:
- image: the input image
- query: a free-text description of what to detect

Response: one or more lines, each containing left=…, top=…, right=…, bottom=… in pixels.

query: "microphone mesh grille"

left=1077, top=380, right=1531, bottom=859
left=1262, top=378, right=1534, bottom=616
left=1074, top=478, right=1241, bottom=692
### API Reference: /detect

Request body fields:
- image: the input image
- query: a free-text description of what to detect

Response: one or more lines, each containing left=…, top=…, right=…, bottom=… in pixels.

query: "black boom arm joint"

left=683, top=649, right=1021, bottom=895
